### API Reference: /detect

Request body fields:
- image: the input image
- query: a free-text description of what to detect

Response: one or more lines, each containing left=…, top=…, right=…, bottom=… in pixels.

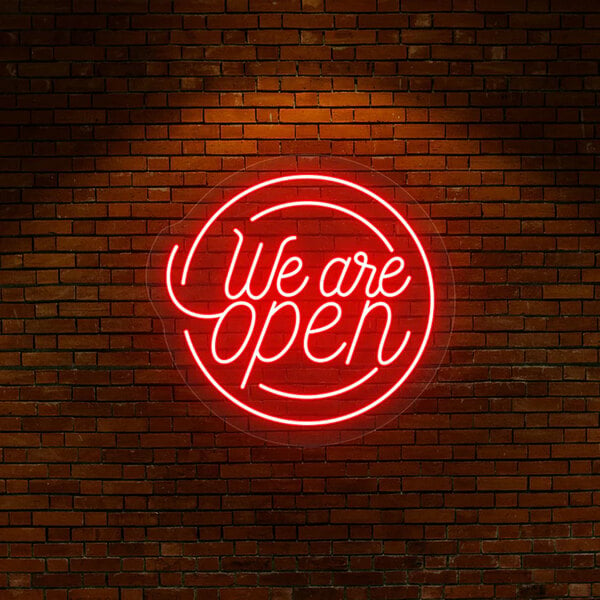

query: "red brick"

left=2, top=2, right=600, bottom=597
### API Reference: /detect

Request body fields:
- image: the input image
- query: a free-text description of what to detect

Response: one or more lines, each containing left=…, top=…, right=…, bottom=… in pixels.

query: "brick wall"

left=1, top=0, right=599, bottom=598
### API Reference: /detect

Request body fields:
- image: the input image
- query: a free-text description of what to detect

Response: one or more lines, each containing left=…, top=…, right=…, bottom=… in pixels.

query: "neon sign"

left=162, top=173, right=438, bottom=429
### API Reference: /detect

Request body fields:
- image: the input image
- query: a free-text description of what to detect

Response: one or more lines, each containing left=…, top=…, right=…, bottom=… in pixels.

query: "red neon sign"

left=165, top=174, right=435, bottom=427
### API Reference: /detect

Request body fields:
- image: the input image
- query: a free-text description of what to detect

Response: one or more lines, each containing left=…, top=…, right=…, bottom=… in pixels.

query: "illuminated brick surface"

left=1, top=1, right=599, bottom=598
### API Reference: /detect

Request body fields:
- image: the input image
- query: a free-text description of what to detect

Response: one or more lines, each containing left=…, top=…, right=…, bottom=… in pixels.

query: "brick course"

left=1, top=0, right=600, bottom=598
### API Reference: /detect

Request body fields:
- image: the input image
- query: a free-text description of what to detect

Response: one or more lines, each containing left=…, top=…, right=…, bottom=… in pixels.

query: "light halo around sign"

left=165, top=174, right=436, bottom=427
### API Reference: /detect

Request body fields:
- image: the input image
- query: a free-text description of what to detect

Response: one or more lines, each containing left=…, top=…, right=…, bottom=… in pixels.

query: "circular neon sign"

left=160, top=170, right=440, bottom=431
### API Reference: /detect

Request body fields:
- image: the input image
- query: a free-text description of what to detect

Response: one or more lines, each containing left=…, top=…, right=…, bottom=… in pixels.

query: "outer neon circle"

left=169, top=174, right=436, bottom=427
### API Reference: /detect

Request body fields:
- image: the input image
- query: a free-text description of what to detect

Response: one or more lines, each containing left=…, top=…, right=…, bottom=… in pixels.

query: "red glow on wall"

left=165, top=174, right=435, bottom=427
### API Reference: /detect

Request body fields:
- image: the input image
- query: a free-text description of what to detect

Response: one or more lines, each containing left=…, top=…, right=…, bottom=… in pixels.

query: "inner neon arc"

left=166, top=174, right=435, bottom=427
left=168, top=200, right=401, bottom=395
